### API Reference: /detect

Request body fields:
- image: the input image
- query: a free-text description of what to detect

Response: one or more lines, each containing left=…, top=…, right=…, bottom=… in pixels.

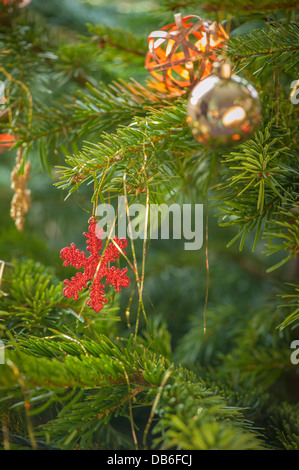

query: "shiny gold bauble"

left=187, top=60, right=262, bottom=147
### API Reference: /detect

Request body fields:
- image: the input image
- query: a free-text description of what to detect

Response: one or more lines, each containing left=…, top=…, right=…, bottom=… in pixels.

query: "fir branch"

left=0, top=335, right=264, bottom=450
left=158, top=0, right=299, bottom=14
left=269, top=402, right=299, bottom=450
left=228, top=23, right=299, bottom=73
left=0, top=429, right=58, bottom=450
left=277, top=283, right=299, bottom=330
left=0, top=259, right=120, bottom=336
left=151, top=380, right=264, bottom=450
left=214, top=111, right=299, bottom=261
left=14, top=78, right=171, bottom=164
left=55, top=100, right=193, bottom=201
left=87, top=23, right=147, bottom=58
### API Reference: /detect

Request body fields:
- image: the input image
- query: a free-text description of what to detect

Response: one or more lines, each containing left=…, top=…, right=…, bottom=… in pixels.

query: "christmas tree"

left=0, top=0, right=298, bottom=451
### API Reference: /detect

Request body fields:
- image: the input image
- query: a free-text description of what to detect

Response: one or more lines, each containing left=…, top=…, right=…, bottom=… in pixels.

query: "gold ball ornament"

left=187, top=59, right=262, bottom=147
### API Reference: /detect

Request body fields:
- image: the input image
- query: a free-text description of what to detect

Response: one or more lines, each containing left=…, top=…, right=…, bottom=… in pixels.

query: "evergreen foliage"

left=0, top=0, right=298, bottom=451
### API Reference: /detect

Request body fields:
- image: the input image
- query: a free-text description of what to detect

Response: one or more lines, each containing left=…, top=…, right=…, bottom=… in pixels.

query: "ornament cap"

left=212, top=56, right=232, bottom=79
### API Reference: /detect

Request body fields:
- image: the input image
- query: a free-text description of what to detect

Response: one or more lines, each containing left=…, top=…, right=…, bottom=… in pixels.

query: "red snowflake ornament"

left=60, top=217, right=130, bottom=312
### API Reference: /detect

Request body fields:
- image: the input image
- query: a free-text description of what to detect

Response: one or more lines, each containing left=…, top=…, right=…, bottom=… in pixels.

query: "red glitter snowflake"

left=60, top=217, right=130, bottom=312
